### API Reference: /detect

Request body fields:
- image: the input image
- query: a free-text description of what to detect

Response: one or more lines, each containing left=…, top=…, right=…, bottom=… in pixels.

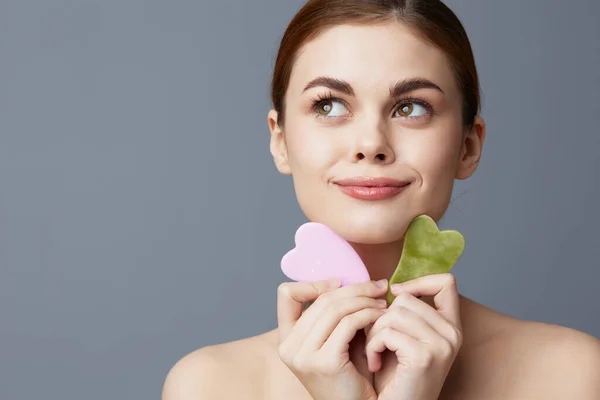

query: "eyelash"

left=309, top=90, right=436, bottom=121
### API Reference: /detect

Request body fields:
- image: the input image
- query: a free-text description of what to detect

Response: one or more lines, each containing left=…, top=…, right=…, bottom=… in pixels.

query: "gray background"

left=1, top=0, right=598, bottom=399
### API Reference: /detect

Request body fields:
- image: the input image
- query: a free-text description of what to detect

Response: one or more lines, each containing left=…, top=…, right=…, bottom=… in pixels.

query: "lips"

left=333, top=177, right=412, bottom=200
left=333, top=177, right=411, bottom=187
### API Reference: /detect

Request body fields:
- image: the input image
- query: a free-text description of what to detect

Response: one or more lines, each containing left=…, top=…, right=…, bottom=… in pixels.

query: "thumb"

left=277, top=278, right=340, bottom=339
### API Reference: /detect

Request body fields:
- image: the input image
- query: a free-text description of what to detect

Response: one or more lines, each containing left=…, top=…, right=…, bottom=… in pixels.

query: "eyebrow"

left=301, top=76, right=444, bottom=97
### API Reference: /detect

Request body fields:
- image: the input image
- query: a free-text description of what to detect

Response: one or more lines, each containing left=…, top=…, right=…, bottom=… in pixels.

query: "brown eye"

left=313, top=98, right=347, bottom=118
left=394, top=102, right=429, bottom=118
left=397, top=103, right=414, bottom=117
left=317, top=101, right=333, bottom=115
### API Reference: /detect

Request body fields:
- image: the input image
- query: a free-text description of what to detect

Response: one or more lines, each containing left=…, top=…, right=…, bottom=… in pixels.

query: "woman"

left=163, top=1, right=600, bottom=399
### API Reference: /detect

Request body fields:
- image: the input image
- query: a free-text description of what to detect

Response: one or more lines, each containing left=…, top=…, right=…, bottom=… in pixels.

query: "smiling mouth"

left=333, top=177, right=412, bottom=201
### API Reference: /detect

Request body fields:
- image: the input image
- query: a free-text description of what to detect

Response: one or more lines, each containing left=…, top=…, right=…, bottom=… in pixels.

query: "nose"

left=349, top=123, right=395, bottom=164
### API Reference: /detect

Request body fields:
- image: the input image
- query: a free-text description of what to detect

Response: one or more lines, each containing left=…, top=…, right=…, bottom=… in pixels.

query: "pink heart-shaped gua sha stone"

left=281, top=222, right=371, bottom=287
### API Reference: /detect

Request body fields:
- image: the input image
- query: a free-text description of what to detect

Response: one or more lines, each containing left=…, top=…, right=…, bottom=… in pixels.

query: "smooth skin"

left=368, top=274, right=463, bottom=400
left=163, top=22, right=600, bottom=400
left=277, top=278, right=388, bottom=400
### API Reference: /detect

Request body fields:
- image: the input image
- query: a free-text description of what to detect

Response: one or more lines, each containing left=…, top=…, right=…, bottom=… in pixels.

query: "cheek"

left=284, top=125, right=348, bottom=222
left=286, top=127, right=344, bottom=174
left=404, top=129, right=460, bottom=181
left=404, top=130, right=461, bottom=217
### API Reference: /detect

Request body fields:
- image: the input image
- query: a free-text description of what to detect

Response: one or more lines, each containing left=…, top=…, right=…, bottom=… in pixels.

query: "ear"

left=268, top=108, right=292, bottom=175
left=455, top=115, right=486, bottom=180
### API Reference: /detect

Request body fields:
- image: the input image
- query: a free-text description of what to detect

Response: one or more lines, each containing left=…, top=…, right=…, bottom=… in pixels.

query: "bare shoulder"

left=446, top=298, right=600, bottom=399
left=161, top=345, right=228, bottom=400
left=508, top=320, right=600, bottom=399
left=162, top=333, right=272, bottom=400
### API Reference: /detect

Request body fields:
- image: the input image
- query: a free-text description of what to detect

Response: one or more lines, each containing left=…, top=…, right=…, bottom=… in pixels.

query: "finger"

left=321, top=278, right=389, bottom=304
left=388, top=291, right=459, bottom=343
left=366, top=305, right=438, bottom=344
left=365, top=307, right=439, bottom=370
left=299, top=297, right=387, bottom=352
left=390, top=273, right=460, bottom=326
left=283, top=279, right=388, bottom=354
left=320, top=307, right=387, bottom=357
left=349, top=328, right=371, bottom=381
left=365, top=328, right=422, bottom=372
left=277, top=279, right=340, bottom=341
left=363, top=293, right=388, bottom=335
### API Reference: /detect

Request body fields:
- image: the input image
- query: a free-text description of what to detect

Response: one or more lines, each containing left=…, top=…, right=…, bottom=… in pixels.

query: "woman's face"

left=268, top=22, right=484, bottom=244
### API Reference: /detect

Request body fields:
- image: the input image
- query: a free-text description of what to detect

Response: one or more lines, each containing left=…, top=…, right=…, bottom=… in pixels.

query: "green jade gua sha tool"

left=386, top=214, right=466, bottom=305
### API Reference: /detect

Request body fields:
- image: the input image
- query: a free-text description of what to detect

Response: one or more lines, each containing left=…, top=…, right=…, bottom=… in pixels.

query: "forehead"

left=288, top=23, right=457, bottom=97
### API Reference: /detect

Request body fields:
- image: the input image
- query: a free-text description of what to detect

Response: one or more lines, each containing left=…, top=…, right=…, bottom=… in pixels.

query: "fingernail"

left=390, top=283, right=403, bottom=293
left=376, top=279, right=388, bottom=289
left=377, top=299, right=388, bottom=306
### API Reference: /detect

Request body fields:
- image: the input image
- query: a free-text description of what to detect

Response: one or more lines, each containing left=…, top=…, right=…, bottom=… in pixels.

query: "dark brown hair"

left=270, top=0, right=481, bottom=131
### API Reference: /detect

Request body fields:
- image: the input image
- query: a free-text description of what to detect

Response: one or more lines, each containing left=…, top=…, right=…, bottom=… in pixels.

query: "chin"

left=308, top=209, right=417, bottom=245
left=298, top=189, right=450, bottom=245
left=338, top=218, right=411, bottom=244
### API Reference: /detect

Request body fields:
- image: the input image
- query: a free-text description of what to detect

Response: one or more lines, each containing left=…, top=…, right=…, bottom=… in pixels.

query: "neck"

left=348, top=239, right=404, bottom=282
left=348, top=239, right=440, bottom=309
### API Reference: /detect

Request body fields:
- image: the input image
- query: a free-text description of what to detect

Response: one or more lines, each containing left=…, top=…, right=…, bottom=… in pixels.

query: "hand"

left=277, top=278, right=390, bottom=400
left=367, top=273, right=463, bottom=400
